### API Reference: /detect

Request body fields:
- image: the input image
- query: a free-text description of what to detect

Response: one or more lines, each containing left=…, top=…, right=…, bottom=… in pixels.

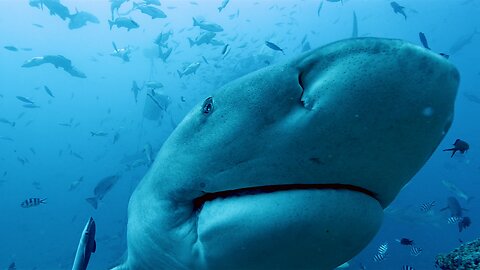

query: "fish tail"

left=108, top=20, right=114, bottom=30
left=177, top=70, right=183, bottom=78
left=86, top=197, right=98, bottom=210
left=40, top=198, right=47, bottom=204
left=218, top=7, right=222, bottom=12
left=90, top=132, right=95, bottom=136
left=192, top=17, right=198, bottom=26
left=188, top=38, right=194, bottom=47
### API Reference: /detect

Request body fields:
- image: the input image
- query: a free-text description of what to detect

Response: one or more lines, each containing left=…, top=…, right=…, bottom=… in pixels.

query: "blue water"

left=1, top=0, right=479, bottom=269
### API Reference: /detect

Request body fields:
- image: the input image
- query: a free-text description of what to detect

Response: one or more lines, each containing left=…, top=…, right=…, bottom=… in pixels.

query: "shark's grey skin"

left=72, top=217, right=96, bottom=270
left=113, top=38, right=459, bottom=270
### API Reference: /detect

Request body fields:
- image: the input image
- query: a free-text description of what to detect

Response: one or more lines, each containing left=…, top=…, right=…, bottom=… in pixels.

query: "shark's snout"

left=117, top=38, right=459, bottom=270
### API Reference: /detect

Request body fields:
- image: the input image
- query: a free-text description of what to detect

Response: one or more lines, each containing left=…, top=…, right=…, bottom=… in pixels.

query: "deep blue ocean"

left=1, top=0, right=479, bottom=269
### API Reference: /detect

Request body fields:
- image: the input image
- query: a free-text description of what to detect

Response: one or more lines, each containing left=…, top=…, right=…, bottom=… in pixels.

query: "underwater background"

left=0, top=0, right=479, bottom=269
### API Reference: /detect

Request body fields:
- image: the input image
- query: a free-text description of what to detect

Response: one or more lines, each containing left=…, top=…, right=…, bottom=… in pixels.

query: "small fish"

left=192, top=17, right=224, bottom=32
left=0, top=118, right=15, bottom=127
left=23, top=104, right=41, bottom=109
left=443, top=139, right=469, bottom=157
left=86, top=175, right=121, bottom=209
left=177, top=62, right=201, bottom=78
left=72, top=217, right=96, bottom=270
left=4, top=46, right=18, bottom=51
left=396, top=238, right=414, bottom=246
left=202, top=55, right=209, bottom=64
left=21, top=198, right=46, bottom=208
left=108, top=17, right=140, bottom=31
left=90, top=131, right=108, bottom=137
left=133, top=3, right=167, bottom=19
left=265, top=41, right=285, bottom=55
left=44, top=85, right=55, bottom=98
left=131, top=80, right=142, bottom=103
left=70, top=151, right=84, bottom=160
left=317, top=1, right=323, bottom=16
left=222, top=44, right=231, bottom=58
left=420, top=201, right=435, bottom=212
left=352, top=11, right=358, bottom=38
left=447, top=216, right=462, bottom=224
left=32, top=23, right=44, bottom=28
left=442, top=180, right=473, bottom=202
left=0, top=136, right=14, bottom=142
left=373, top=252, right=386, bottom=262
left=218, top=0, right=230, bottom=12
left=410, top=246, right=422, bottom=256
left=113, top=132, right=120, bottom=144
left=402, top=265, right=415, bottom=270
left=16, top=96, right=35, bottom=104
left=378, top=242, right=388, bottom=255
left=458, top=216, right=471, bottom=232
left=69, top=176, right=84, bottom=191
left=439, top=53, right=450, bottom=59
left=390, top=1, right=407, bottom=20
left=419, top=32, right=430, bottom=50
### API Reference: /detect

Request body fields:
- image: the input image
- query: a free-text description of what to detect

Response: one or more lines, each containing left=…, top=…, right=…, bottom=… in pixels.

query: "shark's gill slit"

left=298, top=71, right=306, bottom=106
left=192, top=183, right=378, bottom=213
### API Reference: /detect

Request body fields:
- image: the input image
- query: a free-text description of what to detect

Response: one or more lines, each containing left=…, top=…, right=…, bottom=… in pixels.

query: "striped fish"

left=410, top=246, right=422, bottom=256
left=420, top=201, right=435, bottom=212
left=378, top=242, right=388, bottom=255
left=447, top=216, right=462, bottom=224
left=402, top=265, right=415, bottom=270
left=373, top=252, right=386, bottom=262
left=20, top=198, right=46, bottom=208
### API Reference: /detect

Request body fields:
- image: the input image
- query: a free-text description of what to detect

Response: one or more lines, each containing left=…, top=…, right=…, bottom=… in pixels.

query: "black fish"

left=21, top=198, right=46, bottom=208
left=44, top=86, right=55, bottom=98
left=458, top=216, right=471, bottom=232
left=443, top=139, right=469, bottom=157
left=398, top=238, right=414, bottom=245
left=419, top=32, right=430, bottom=50
left=390, top=2, right=407, bottom=20
left=439, top=53, right=450, bottom=59
left=265, top=41, right=285, bottom=55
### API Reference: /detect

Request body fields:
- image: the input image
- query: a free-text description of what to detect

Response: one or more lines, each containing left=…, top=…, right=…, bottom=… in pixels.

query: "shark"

left=111, top=38, right=459, bottom=270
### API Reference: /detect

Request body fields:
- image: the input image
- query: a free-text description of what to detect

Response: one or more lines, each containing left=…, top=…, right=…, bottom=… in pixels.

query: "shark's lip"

left=192, top=183, right=378, bottom=212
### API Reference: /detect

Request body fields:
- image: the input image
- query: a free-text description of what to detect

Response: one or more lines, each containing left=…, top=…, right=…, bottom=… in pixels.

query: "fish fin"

left=439, top=206, right=448, bottom=211
left=192, top=17, right=198, bottom=26
left=451, top=150, right=457, bottom=158
left=92, top=240, right=97, bottom=253
left=188, top=38, right=194, bottom=47
left=108, top=20, right=114, bottom=30
left=86, top=197, right=98, bottom=209
left=177, top=70, right=183, bottom=78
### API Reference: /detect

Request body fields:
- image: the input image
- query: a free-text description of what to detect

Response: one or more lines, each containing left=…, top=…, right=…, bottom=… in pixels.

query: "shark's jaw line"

left=193, top=183, right=378, bottom=212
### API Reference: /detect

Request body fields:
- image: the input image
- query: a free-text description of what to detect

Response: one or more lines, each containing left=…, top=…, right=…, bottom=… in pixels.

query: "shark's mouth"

left=192, top=183, right=378, bottom=212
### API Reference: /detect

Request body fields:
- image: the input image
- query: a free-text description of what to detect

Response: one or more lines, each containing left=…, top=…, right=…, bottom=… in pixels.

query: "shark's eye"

left=202, top=97, right=214, bottom=115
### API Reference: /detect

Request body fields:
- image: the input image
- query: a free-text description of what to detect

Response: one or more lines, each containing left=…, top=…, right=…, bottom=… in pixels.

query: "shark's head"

left=119, top=38, right=459, bottom=270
